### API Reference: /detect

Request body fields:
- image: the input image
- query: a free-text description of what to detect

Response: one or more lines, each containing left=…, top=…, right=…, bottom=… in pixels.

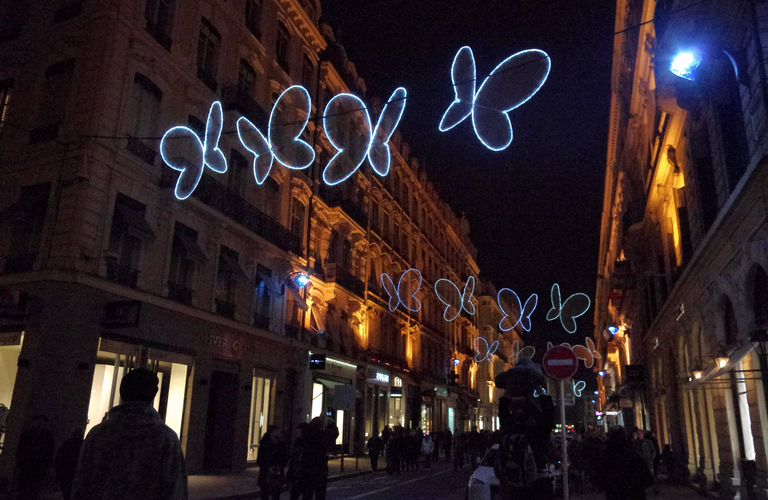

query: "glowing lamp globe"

left=598, top=371, right=606, bottom=377
left=295, top=274, right=310, bottom=287
left=607, top=325, right=619, bottom=335
left=670, top=52, right=702, bottom=81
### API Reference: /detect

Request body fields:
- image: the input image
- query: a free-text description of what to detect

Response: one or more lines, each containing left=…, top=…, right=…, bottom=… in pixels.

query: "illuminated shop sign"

left=310, top=354, right=326, bottom=370
left=375, top=372, right=390, bottom=383
left=390, top=386, right=403, bottom=398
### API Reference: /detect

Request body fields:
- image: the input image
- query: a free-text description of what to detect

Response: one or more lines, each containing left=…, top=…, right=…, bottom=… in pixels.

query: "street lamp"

left=670, top=52, right=702, bottom=81
left=293, top=273, right=310, bottom=288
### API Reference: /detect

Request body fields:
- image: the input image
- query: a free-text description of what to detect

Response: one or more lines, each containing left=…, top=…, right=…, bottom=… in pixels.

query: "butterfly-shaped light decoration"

left=236, top=85, right=315, bottom=185
left=546, top=341, right=573, bottom=351
left=512, top=340, right=536, bottom=364
left=497, top=288, right=538, bottom=332
left=546, top=283, right=591, bottom=334
left=572, top=337, right=601, bottom=369
left=381, top=268, right=422, bottom=312
left=474, top=336, right=499, bottom=363
left=439, top=46, right=551, bottom=151
left=160, top=101, right=228, bottom=200
left=434, top=276, right=476, bottom=322
left=322, top=87, right=407, bottom=186
left=572, top=380, right=586, bottom=398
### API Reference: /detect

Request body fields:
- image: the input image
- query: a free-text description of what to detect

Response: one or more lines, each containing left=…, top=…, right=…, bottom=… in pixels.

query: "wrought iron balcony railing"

left=221, top=86, right=268, bottom=129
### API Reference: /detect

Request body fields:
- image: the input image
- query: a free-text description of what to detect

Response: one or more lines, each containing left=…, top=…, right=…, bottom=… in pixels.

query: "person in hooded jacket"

left=71, top=368, right=187, bottom=500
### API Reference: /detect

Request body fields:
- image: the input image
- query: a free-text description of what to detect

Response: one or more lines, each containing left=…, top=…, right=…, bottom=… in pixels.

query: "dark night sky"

left=321, top=0, right=616, bottom=377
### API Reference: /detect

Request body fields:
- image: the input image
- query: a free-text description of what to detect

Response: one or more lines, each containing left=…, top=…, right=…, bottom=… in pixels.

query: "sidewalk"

left=188, top=455, right=373, bottom=500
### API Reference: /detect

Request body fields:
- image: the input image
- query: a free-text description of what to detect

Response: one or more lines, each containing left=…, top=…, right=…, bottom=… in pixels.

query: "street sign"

left=542, top=346, right=578, bottom=380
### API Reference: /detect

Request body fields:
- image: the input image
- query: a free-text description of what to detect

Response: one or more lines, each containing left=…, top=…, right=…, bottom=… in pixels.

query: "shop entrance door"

left=203, top=370, right=239, bottom=470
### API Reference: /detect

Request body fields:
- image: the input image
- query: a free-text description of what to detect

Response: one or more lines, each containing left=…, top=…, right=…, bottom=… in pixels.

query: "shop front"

left=309, top=355, right=358, bottom=454
left=364, top=367, right=391, bottom=438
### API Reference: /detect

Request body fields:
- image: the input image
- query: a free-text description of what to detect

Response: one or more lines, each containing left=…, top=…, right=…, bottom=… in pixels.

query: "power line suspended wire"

left=10, top=0, right=711, bottom=144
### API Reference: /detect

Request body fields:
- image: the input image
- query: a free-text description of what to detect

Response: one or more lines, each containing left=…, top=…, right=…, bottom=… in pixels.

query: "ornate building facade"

left=595, top=0, right=768, bottom=497
left=0, top=0, right=520, bottom=488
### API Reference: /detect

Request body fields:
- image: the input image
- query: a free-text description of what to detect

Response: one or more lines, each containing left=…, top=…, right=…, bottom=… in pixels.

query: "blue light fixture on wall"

left=670, top=52, right=702, bottom=81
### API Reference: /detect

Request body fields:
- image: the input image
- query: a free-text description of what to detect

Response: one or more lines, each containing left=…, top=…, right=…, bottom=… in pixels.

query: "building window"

left=342, top=239, right=352, bottom=272
left=168, top=222, right=206, bottom=305
left=244, top=0, right=262, bottom=39
left=382, top=210, right=390, bottom=243
left=196, top=18, right=220, bottom=92
left=216, top=246, right=247, bottom=319
left=302, top=54, right=314, bottom=93
left=290, top=197, right=306, bottom=239
left=126, top=73, right=162, bottom=165
left=229, top=149, right=247, bottom=197
left=31, top=59, right=75, bottom=143
left=107, top=193, right=156, bottom=288
left=188, top=115, right=205, bottom=136
left=393, top=221, right=400, bottom=251
left=145, top=0, right=174, bottom=50
left=276, top=22, right=290, bottom=74
left=371, top=202, right=380, bottom=232
left=238, top=59, right=256, bottom=97
left=0, top=78, right=13, bottom=138
left=2, top=183, right=51, bottom=274
left=253, top=264, right=273, bottom=329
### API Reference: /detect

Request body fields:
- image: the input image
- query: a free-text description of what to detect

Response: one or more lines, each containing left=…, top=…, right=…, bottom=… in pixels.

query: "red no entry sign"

left=543, top=345, right=578, bottom=380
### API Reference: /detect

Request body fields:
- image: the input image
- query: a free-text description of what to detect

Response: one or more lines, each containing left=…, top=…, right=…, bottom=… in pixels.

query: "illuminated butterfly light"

left=546, top=283, right=591, bottom=334
left=434, top=276, right=476, bottom=322
left=474, top=336, right=499, bottom=363
left=236, top=85, right=315, bottom=185
left=497, top=288, right=538, bottom=332
left=160, top=101, right=228, bottom=200
left=572, top=337, right=601, bottom=369
left=572, top=380, right=586, bottom=398
left=322, top=87, right=407, bottom=186
left=512, top=340, right=535, bottom=364
left=381, top=268, right=422, bottom=312
left=439, top=46, right=551, bottom=151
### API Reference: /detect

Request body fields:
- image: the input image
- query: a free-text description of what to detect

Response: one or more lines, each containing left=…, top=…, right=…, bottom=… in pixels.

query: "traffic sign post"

left=542, top=345, right=578, bottom=500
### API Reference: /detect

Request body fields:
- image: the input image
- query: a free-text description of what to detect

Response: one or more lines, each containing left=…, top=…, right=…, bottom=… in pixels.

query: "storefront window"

left=421, top=404, right=432, bottom=432
left=448, top=407, right=455, bottom=433
left=311, top=382, right=324, bottom=419
left=335, top=409, right=344, bottom=445
left=0, top=331, right=22, bottom=449
left=86, top=338, right=191, bottom=439
left=247, top=374, right=272, bottom=461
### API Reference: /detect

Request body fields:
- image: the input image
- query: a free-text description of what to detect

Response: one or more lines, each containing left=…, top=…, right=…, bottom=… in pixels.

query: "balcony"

left=146, top=22, right=172, bottom=51
left=253, top=312, right=270, bottom=330
left=221, top=86, right=268, bottom=129
left=105, top=258, right=139, bottom=288
left=53, top=1, right=83, bottom=24
left=197, top=68, right=218, bottom=93
left=167, top=282, right=193, bottom=306
left=340, top=199, right=368, bottom=229
left=324, top=263, right=365, bottom=297
left=29, top=124, right=60, bottom=144
left=127, top=137, right=156, bottom=165
left=215, top=298, right=235, bottom=319
left=190, top=174, right=302, bottom=254
left=3, top=253, right=36, bottom=274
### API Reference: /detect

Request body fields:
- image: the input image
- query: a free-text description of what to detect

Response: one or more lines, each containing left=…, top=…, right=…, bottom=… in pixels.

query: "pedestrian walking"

left=422, top=433, right=435, bottom=468
left=257, top=425, right=288, bottom=500
left=568, top=432, right=585, bottom=494
left=443, top=429, right=453, bottom=462
left=287, top=423, right=308, bottom=500
left=298, top=417, right=329, bottom=500
left=366, top=433, right=383, bottom=472
left=467, top=426, right=481, bottom=469
left=71, top=368, right=188, bottom=500
left=594, top=425, right=654, bottom=500
left=453, top=432, right=466, bottom=470
left=431, top=431, right=441, bottom=463
left=54, top=427, right=84, bottom=500
left=16, top=414, right=55, bottom=500
left=386, top=426, right=403, bottom=474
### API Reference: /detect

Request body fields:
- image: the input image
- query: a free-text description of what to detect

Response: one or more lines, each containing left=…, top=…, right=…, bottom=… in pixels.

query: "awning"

left=115, top=204, right=156, bottom=241
left=219, top=252, right=248, bottom=282
left=174, top=227, right=207, bottom=263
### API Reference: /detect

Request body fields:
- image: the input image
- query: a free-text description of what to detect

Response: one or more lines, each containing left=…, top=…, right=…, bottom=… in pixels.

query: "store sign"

left=310, top=354, right=326, bottom=370
left=436, top=387, right=448, bottom=398
left=390, top=387, right=403, bottom=398
left=375, top=372, right=390, bottom=383
left=605, top=410, right=621, bottom=416
left=102, top=301, right=141, bottom=328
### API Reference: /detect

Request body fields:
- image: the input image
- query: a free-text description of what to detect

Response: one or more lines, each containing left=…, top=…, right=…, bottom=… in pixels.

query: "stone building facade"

left=595, top=0, right=768, bottom=497
left=0, top=0, right=514, bottom=488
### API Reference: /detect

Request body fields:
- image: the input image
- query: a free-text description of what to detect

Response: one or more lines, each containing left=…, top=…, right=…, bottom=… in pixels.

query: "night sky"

left=321, top=0, right=616, bottom=380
